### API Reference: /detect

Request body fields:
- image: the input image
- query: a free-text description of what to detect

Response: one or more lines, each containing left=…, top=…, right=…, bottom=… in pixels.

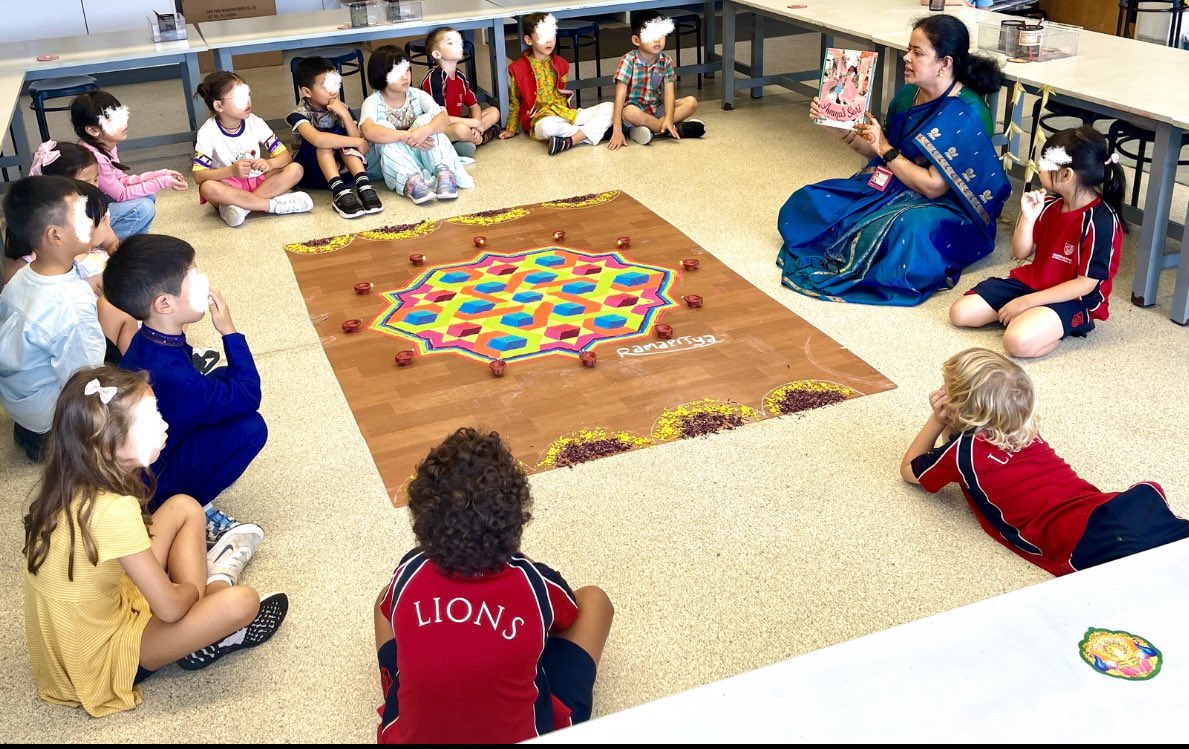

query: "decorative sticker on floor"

left=1078, top=628, right=1162, bottom=681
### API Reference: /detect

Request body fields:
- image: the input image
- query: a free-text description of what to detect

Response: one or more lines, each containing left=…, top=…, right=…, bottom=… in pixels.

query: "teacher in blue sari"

left=777, top=15, right=1010, bottom=306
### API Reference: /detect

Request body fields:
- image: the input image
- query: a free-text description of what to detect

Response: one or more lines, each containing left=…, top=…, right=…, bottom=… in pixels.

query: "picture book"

left=814, top=49, right=879, bottom=130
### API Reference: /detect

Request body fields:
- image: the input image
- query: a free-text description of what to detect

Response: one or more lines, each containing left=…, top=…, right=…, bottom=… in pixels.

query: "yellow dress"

left=24, top=491, right=153, bottom=717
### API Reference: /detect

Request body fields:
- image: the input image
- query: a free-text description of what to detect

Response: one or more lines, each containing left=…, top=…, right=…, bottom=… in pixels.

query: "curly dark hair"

left=407, top=428, right=533, bottom=576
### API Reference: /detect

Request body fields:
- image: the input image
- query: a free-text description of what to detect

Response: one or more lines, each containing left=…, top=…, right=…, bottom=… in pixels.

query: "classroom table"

left=0, top=25, right=208, bottom=168
left=485, top=0, right=721, bottom=108
left=197, top=1, right=511, bottom=114
left=532, top=537, right=1189, bottom=743
left=1170, top=112, right=1189, bottom=326
left=873, top=23, right=1189, bottom=323
left=0, top=70, right=30, bottom=178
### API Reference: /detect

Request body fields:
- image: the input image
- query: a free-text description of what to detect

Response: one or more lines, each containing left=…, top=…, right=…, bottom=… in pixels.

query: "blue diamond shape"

left=440, top=271, right=470, bottom=284
left=525, top=271, right=557, bottom=284
left=404, top=310, right=438, bottom=325
left=513, top=291, right=544, bottom=303
left=458, top=299, right=495, bottom=314
left=554, top=302, right=585, bottom=316
left=490, top=335, right=527, bottom=352
left=614, top=271, right=649, bottom=288
left=534, top=255, right=566, bottom=267
left=561, top=280, right=597, bottom=294
left=474, top=281, right=506, bottom=294
left=592, top=314, right=627, bottom=329
left=501, top=312, right=533, bottom=328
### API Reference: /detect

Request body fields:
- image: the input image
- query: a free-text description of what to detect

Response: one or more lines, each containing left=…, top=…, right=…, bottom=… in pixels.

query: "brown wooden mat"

left=285, top=191, right=895, bottom=504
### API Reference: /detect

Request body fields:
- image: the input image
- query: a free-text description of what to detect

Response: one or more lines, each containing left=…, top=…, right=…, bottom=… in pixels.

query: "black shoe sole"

left=177, top=593, right=289, bottom=671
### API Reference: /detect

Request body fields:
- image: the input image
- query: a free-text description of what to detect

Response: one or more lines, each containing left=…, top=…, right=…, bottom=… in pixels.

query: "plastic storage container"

left=977, top=19, right=1081, bottom=62
left=148, top=12, right=188, bottom=43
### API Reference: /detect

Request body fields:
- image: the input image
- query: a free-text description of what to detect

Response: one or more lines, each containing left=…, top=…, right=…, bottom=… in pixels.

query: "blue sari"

left=776, top=86, right=1010, bottom=306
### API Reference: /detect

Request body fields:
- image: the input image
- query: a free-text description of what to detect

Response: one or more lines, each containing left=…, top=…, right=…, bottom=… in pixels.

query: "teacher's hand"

left=854, top=115, right=885, bottom=153
left=809, top=96, right=822, bottom=121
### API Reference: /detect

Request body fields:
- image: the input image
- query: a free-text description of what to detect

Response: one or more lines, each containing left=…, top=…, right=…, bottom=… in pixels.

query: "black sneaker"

left=177, top=593, right=289, bottom=671
left=13, top=423, right=47, bottom=463
left=357, top=184, right=384, bottom=214
left=332, top=190, right=366, bottom=219
left=677, top=119, right=706, bottom=139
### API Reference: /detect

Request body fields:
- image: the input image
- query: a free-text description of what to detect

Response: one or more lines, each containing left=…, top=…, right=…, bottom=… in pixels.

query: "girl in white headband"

left=71, top=90, right=189, bottom=240
left=499, top=13, right=618, bottom=155
left=608, top=11, right=705, bottom=149
left=950, top=126, right=1127, bottom=358
left=359, top=45, right=475, bottom=203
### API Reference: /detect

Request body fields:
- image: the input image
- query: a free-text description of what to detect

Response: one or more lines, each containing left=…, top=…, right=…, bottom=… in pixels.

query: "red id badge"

left=867, top=166, right=894, bottom=191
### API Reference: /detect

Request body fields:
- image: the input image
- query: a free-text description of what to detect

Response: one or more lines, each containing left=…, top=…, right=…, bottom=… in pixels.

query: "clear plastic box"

left=345, top=1, right=423, bottom=27
left=977, top=19, right=1081, bottom=62
left=148, top=12, right=188, bottom=43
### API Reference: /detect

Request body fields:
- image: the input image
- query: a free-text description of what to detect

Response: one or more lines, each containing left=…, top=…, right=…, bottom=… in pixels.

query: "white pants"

left=534, top=102, right=615, bottom=145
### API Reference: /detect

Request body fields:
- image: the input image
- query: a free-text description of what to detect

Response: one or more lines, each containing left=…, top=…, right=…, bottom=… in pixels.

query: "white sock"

left=267, top=198, right=279, bottom=214
left=207, top=572, right=235, bottom=588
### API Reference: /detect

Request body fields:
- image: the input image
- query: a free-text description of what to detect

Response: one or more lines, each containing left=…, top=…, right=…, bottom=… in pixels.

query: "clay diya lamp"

left=489, top=359, right=507, bottom=377
left=553, top=230, right=566, bottom=242
left=616, top=236, right=631, bottom=249
left=473, top=236, right=487, bottom=248
left=341, top=318, right=362, bottom=333
left=654, top=323, right=674, bottom=339
left=683, top=294, right=704, bottom=309
left=579, top=351, right=597, bottom=368
left=394, top=350, right=415, bottom=366
left=353, top=282, right=373, bottom=295
left=682, top=258, right=700, bottom=271
left=409, top=253, right=426, bottom=266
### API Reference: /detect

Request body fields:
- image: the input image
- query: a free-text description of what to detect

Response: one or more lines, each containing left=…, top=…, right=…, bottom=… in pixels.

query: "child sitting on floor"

left=285, top=56, right=383, bottom=219
left=0, top=176, right=117, bottom=461
left=608, top=11, right=704, bottom=149
left=499, top=13, right=616, bottom=156
left=360, top=45, right=472, bottom=205
left=104, top=234, right=266, bottom=546
left=26, top=141, right=118, bottom=255
left=950, top=127, right=1125, bottom=358
left=901, top=348, right=1189, bottom=576
left=375, top=427, right=613, bottom=744
left=71, top=90, right=188, bottom=239
left=23, top=365, right=287, bottom=717
left=192, top=72, right=313, bottom=227
left=418, top=26, right=502, bottom=157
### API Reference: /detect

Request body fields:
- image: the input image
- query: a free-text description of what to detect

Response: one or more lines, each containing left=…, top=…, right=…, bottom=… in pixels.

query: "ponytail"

left=914, top=15, right=1004, bottom=97
left=195, top=71, right=245, bottom=112
left=1101, top=160, right=1127, bottom=223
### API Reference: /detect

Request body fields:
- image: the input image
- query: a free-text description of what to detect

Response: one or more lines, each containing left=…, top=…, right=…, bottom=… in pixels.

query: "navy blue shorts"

left=293, top=124, right=359, bottom=190
left=967, top=277, right=1095, bottom=338
left=1071, top=482, right=1189, bottom=570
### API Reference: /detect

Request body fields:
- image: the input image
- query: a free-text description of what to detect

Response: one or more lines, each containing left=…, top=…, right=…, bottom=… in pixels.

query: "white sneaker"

left=269, top=192, right=314, bottom=215
left=207, top=523, right=264, bottom=587
left=218, top=204, right=249, bottom=228
left=630, top=126, right=653, bottom=145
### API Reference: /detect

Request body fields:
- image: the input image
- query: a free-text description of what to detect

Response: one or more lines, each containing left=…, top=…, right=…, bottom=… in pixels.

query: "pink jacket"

left=79, top=142, right=174, bottom=202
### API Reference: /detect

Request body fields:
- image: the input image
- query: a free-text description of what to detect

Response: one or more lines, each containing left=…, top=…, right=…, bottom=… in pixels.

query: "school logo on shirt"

left=1063, top=242, right=1076, bottom=256
left=1078, top=627, right=1162, bottom=680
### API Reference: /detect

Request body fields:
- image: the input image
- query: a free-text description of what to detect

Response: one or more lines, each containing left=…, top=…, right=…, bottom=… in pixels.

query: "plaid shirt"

left=613, top=49, right=676, bottom=116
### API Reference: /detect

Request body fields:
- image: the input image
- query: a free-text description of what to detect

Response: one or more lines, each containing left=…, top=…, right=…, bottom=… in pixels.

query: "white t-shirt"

left=193, top=114, right=286, bottom=177
left=0, top=266, right=105, bottom=433
left=360, top=89, right=441, bottom=131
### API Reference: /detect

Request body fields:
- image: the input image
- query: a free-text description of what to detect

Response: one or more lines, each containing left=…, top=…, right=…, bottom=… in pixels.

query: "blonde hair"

left=942, top=348, right=1038, bottom=452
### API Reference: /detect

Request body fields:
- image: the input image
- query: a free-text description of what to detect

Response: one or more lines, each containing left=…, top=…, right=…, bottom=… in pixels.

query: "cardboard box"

left=183, top=0, right=283, bottom=72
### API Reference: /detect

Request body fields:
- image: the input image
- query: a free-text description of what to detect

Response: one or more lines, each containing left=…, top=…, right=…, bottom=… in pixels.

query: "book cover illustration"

left=814, top=49, right=879, bottom=130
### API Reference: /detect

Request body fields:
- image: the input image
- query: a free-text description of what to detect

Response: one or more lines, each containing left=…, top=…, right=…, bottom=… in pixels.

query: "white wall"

left=82, top=0, right=175, bottom=34
left=0, top=0, right=87, bottom=43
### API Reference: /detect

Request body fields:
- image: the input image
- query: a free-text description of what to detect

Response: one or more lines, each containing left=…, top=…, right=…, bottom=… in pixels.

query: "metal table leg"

left=722, top=1, right=736, bottom=109
left=1131, top=122, right=1179, bottom=307
left=751, top=13, right=764, bottom=99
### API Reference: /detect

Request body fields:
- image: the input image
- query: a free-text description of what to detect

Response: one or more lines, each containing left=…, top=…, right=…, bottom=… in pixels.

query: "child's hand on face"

left=1020, top=188, right=1047, bottom=221
left=928, top=386, right=950, bottom=425
left=207, top=289, right=237, bottom=336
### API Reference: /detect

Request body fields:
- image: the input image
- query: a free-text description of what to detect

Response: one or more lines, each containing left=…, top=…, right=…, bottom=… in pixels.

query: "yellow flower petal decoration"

left=446, top=208, right=530, bottom=226
left=538, top=428, right=652, bottom=468
left=651, top=399, right=763, bottom=442
left=763, top=380, right=860, bottom=415
left=285, top=234, right=355, bottom=255
left=358, top=220, right=440, bottom=241
left=541, top=191, right=620, bottom=209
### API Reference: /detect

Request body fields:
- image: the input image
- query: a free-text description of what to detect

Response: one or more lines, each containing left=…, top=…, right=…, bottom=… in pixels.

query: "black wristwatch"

left=882, top=146, right=901, bottom=164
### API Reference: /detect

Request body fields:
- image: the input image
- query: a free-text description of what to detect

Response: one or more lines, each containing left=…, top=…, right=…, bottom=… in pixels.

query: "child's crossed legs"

left=198, top=163, right=305, bottom=212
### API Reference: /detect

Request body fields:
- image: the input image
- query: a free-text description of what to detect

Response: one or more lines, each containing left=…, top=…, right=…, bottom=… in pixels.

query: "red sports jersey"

left=1009, top=196, right=1122, bottom=320
left=377, top=551, right=579, bottom=744
left=911, top=432, right=1117, bottom=576
left=419, top=67, right=478, bottom=118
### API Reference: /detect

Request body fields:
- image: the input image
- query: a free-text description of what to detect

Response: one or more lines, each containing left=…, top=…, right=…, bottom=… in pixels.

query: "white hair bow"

left=29, top=140, right=59, bottom=176
left=84, top=379, right=117, bottom=404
